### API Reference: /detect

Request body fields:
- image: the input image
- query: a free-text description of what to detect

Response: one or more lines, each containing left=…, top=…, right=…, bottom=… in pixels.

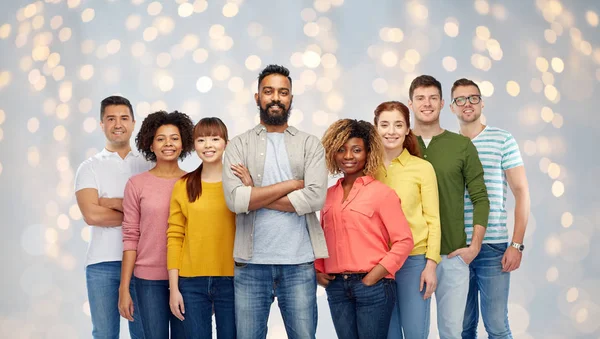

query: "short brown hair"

left=450, top=78, right=481, bottom=98
left=409, top=75, right=442, bottom=100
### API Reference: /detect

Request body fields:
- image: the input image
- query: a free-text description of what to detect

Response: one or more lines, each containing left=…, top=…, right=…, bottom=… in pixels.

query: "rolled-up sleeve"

left=287, top=136, right=328, bottom=215
left=222, top=136, right=252, bottom=214
left=122, top=179, right=141, bottom=251
left=378, top=190, right=414, bottom=276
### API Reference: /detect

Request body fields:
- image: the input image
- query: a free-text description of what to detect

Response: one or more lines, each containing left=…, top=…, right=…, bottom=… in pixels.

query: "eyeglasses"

left=452, top=95, right=481, bottom=106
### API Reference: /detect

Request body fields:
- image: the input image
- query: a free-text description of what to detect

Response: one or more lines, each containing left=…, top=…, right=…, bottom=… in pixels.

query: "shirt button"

left=261, top=138, right=265, bottom=141
left=424, top=154, right=428, bottom=158
left=260, top=153, right=264, bottom=156
left=257, top=174, right=261, bottom=177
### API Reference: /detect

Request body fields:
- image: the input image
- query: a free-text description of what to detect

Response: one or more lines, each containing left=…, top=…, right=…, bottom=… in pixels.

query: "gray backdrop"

left=0, top=0, right=599, bottom=338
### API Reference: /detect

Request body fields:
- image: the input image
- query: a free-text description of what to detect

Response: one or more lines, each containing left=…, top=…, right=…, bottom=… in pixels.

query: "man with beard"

left=75, top=95, right=150, bottom=338
left=450, top=78, right=530, bottom=339
left=408, top=75, right=490, bottom=339
left=222, top=64, right=328, bottom=339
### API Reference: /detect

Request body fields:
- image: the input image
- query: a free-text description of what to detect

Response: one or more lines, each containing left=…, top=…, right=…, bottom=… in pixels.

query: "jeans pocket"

left=457, top=255, right=469, bottom=266
left=234, top=262, right=248, bottom=268
left=486, top=243, right=508, bottom=255
left=297, top=261, right=315, bottom=267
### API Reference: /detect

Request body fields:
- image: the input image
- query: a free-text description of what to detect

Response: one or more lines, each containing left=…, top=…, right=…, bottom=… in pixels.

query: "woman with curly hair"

left=166, top=117, right=237, bottom=339
left=119, top=110, right=194, bottom=339
left=373, top=101, right=441, bottom=339
left=315, top=119, right=414, bottom=339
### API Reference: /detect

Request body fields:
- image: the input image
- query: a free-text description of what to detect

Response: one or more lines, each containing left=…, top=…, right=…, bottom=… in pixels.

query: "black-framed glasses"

left=452, top=95, right=481, bottom=106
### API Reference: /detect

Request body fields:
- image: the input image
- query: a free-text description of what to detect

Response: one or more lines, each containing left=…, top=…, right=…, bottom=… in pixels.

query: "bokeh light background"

left=1, top=0, right=599, bottom=338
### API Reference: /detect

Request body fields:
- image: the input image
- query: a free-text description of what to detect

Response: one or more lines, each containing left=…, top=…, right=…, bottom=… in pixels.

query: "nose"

left=343, top=149, right=353, bottom=159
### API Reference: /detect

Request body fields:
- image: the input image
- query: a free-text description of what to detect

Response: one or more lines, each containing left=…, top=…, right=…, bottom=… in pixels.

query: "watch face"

left=519, top=244, right=525, bottom=251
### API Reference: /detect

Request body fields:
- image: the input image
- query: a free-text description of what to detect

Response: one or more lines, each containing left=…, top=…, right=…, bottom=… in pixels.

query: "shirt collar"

left=100, top=147, right=141, bottom=159
left=392, top=148, right=411, bottom=166
left=334, top=175, right=376, bottom=187
left=253, top=123, right=298, bottom=136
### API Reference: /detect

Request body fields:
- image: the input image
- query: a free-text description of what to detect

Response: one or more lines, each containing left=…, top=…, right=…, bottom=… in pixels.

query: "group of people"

left=75, top=64, right=530, bottom=339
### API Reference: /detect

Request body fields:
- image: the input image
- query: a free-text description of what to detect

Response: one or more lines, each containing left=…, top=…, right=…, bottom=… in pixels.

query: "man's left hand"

left=448, top=245, right=480, bottom=265
left=501, top=246, right=522, bottom=272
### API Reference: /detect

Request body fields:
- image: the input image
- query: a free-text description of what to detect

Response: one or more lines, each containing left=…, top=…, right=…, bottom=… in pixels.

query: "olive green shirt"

left=417, top=130, right=490, bottom=254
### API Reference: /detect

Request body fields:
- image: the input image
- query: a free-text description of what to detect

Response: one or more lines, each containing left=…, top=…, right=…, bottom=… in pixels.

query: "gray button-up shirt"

left=222, top=124, right=329, bottom=261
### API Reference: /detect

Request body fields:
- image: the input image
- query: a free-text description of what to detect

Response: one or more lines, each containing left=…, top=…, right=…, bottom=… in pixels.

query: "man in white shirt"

left=75, top=96, right=151, bottom=339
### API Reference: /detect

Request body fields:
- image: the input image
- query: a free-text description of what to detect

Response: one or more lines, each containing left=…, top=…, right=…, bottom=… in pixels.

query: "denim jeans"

left=387, top=255, right=430, bottom=339
left=435, top=254, right=470, bottom=339
left=179, top=276, right=236, bottom=339
left=234, top=261, right=317, bottom=339
left=86, top=261, right=145, bottom=339
left=325, top=274, right=396, bottom=339
left=462, top=243, right=512, bottom=339
left=134, top=277, right=185, bottom=339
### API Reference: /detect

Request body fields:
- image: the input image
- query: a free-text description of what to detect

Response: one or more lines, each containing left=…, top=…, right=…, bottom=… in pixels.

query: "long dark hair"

left=182, top=117, right=229, bottom=202
left=373, top=101, right=422, bottom=158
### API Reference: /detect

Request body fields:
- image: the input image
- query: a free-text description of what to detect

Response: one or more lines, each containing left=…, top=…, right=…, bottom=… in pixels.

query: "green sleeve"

left=463, top=140, right=490, bottom=228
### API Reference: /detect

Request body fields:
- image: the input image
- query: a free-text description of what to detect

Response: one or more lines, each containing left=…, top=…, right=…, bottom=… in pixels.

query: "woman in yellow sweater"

left=373, top=101, right=441, bottom=339
left=166, top=117, right=236, bottom=339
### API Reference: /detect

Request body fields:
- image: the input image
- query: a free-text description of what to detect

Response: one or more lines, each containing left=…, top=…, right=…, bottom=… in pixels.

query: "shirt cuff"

left=287, top=190, right=310, bottom=215
left=234, top=186, right=252, bottom=214
left=123, top=240, right=138, bottom=252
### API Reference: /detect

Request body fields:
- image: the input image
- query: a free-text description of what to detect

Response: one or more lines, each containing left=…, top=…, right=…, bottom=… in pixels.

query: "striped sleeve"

left=501, top=134, right=523, bottom=170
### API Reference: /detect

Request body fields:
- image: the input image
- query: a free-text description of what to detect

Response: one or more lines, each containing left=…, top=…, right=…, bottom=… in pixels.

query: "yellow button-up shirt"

left=375, top=149, right=441, bottom=263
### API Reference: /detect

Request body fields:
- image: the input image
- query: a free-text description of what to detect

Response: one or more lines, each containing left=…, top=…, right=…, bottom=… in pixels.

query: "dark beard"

left=259, top=101, right=291, bottom=126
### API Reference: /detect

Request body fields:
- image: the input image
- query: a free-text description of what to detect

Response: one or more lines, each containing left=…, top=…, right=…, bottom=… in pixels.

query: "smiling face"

left=255, top=73, right=293, bottom=126
left=100, top=104, right=135, bottom=148
left=335, top=137, right=367, bottom=177
left=409, top=86, right=444, bottom=125
left=450, top=85, right=484, bottom=123
left=151, top=124, right=182, bottom=163
left=376, top=109, right=409, bottom=152
left=195, top=135, right=226, bottom=164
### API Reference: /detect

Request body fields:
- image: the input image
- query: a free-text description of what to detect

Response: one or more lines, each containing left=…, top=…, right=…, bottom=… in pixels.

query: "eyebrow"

left=155, top=133, right=181, bottom=137
left=262, top=86, right=290, bottom=91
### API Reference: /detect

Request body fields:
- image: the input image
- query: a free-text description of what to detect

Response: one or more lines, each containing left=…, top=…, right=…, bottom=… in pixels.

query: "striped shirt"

left=464, top=126, right=523, bottom=244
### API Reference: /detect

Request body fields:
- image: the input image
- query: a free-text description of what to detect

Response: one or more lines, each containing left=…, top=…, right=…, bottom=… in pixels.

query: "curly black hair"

left=135, top=110, right=195, bottom=162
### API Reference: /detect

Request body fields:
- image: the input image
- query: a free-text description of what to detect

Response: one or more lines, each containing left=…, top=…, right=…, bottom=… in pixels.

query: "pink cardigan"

left=122, top=171, right=181, bottom=280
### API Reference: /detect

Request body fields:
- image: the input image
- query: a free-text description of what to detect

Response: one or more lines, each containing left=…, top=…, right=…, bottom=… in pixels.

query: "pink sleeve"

left=314, top=208, right=326, bottom=273
left=377, top=190, right=414, bottom=276
left=122, top=178, right=141, bottom=251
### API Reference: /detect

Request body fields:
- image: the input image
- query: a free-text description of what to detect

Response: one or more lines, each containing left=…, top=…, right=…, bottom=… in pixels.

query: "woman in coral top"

left=373, top=101, right=441, bottom=339
left=167, top=117, right=236, bottom=339
left=316, top=119, right=414, bottom=339
left=119, top=111, right=194, bottom=339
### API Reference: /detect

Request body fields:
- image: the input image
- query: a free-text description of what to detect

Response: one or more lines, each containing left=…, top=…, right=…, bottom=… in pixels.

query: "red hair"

left=373, top=101, right=421, bottom=158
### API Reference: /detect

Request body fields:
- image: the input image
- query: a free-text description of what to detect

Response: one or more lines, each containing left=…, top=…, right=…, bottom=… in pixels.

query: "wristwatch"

left=510, top=241, right=525, bottom=252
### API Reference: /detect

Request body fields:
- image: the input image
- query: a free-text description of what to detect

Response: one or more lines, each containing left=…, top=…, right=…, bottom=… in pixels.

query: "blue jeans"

left=86, top=261, right=145, bottom=339
left=234, top=261, right=317, bottom=339
left=135, top=277, right=185, bottom=339
left=435, top=254, right=470, bottom=339
left=179, top=276, right=236, bottom=339
left=462, top=243, right=512, bottom=339
left=388, top=255, right=430, bottom=339
left=326, top=274, right=396, bottom=339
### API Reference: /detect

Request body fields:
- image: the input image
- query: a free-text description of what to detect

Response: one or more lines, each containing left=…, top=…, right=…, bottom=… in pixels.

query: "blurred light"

left=407, top=1, right=428, bottom=20
left=552, top=114, right=563, bottom=128
left=551, top=57, right=564, bottom=73
left=181, top=34, right=199, bottom=51
left=566, top=287, right=579, bottom=303
left=19, top=56, right=33, bottom=71
left=107, top=39, right=121, bottom=54
left=47, top=53, right=60, bottom=68
left=32, top=15, right=45, bottom=30
left=228, top=77, right=244, bottom=93
left=50, top=16, right=63, bottom=30
left=81, top=8, right=95, bottom=23
left=548, top=163, right=561, bottom=179
left=303, top=51, right=321, bottom=68
left=0, top=24, right=12, bottom=39
left=56, top=104, right=70, bottom=120
left=83, top=117, right=97, bottom=133
left=399, top=59, right=415, bottom=73
left=586, top=11, right=599, bottom=27
left=196, top=76, right=213, bottom=93
left=544, top=85, right=558, bottom=101
left=301, top=8, right=317, bottom=22
left=312, top=110, right=329, bottom=126
left=212, top=65, right=231, bottom=81
left=158, top=75, right=174, bottom=92
left=545, top=235, right=562, bottom=255
left=293, top=70, right=314, bottom=88
left=53, top=125, right=67, bottom=141
left=79, top=64, right=94, bottom=81
left=542, top=72, right=554, bottom=85
left=444, top=18, right=459, bottom=37
left=405, top=49, right=421, bottom=64
left=147, top=1, right=162, bottom=15
left=541, top=106, right=554, bottom=122
left=57, top=214, right=70, bottom=230
left=544, top=29, right=557, bottom=44
left=381, top=51, right=398, bottom=67
left=245, top=55, right=262, bottom=71
left=193, top=48, right=208, bottom=63
left=59, top=82, right=73, bottom=103
left=476, top=26, right=491, bottom=40
left=579, top=41, right=592, bottom=56
left=193, top=0, right=208, bottom=13
left=156, top=52, right=172, bottom=68
left=247, top=22, right=263, bottom=37
left=131, top=42, right=146, bottom=57
left=326, top=93, right=344, bottom=112
left=81, top=40, right=95, bottom=54
left=68, top=0, right=81, bottom=8
left=530, top=78, right=543, bottom=93
left=316, top=77, right=333, bottom=93
left=474, top=0, right=489, bottom=14
left=523, top=140, right=536, bottom=156
left=209, top=24, right=225, bottom=39
left=178, top=3, right=194, bottom=17
left=32, top=45, right=50, bottom=61
left=372, top=78, right=389, bottom=94
left=479, top=81, right=494, bottom=97
left=28, top=146, right=40, bottom=167
left=314, top=0, right=331, bottom=13
left=562, top=212, right=573, bottom=228
left=506, top=81, right=520, bottom=96
left=28, top=118, right=40, bottom=133
left=535, top=57, right=549, bottom=72
left=257, top=36, right=272, bottom=51
left=143, top=27, right=158, bottom=41
left=126, top=14, right=141, bottom=30
left=546, top=266, right=559, bottom=282
left=150, top=100, right=168, bottom=112
left=0, top=72, right=11, bottom=88
left=552, top=181, right=565, bottom=197
left=222, top=3, right=239, bottom=18
left=154, top=16, right=175, bottom=35
left=321, top=53, right=337, bottom=69
left=304, top=22, right=320, bottom=37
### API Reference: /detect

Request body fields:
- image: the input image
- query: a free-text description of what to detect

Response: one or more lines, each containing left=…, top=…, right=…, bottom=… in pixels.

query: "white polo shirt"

left=75, top=148, right=152, bottom=267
